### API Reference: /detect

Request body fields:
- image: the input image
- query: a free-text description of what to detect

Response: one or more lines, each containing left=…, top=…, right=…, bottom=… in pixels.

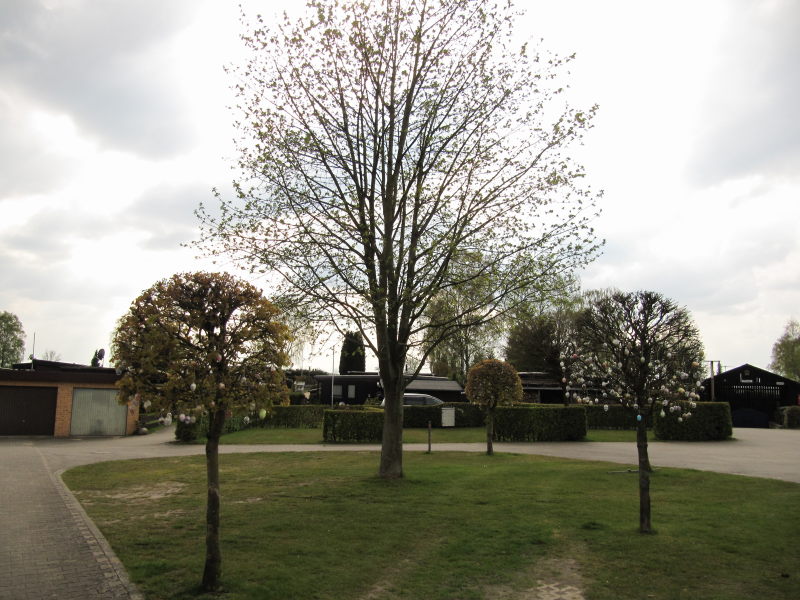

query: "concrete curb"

left=53, top=468, right=144, bottom=600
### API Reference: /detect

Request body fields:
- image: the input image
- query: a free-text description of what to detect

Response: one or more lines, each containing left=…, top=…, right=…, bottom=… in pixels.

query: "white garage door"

left=71, top=388, right=127, bottom=436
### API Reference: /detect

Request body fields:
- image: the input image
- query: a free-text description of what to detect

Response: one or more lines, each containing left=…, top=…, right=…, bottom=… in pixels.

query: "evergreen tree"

left=339, top=331, right=366, bottom=374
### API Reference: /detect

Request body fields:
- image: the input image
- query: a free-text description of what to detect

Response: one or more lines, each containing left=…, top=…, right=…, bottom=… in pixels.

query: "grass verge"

left=63, top=452, right=798, bottom=600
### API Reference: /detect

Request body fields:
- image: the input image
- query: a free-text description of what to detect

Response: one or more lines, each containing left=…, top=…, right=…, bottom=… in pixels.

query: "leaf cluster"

left=112, top=272, right=292, bottom=416
left=768, top=319, right=800, bottom=380
left=0, top=310, right=25, bottom=368
left=464, top=358, right=522, bottom=409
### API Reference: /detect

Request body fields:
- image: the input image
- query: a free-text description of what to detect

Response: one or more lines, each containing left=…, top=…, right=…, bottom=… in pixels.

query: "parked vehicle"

left=380, top=393, right=444, bottom=407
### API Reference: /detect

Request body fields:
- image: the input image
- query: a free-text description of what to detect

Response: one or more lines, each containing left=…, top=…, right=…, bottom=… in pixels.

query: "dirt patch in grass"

left=485, top=539, right=586, bottom=600
left=357, top=558, right=414, bottom=600
left=95, top=481, right=188, bottom=503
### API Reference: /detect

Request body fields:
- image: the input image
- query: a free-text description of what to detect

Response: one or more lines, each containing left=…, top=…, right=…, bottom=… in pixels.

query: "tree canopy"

left=768, top=319, right=800, bottom=381
left=198, top=0, right=601, bottom=478
left=0, top=311, right=25, bottom=368
left=112, top=272, right=291, bottom=591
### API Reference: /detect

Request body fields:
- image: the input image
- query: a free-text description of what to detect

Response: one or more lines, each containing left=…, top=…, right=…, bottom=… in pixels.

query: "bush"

left=449, top=402, right=485, bottom=427
left=585, top=404, right=641, bottom=429
left=323, top=409, right=384, bottom=442
left=653, top=402, right=732, bottom=441
left=174, top=412, right=260, bottom=442
left=494, top=406, right=587, bottom=442
left=403, top=406, right=443, bottom=428
left=783, top=405, right=800, bottom=429
left=261, top=405, right=325, bottom=428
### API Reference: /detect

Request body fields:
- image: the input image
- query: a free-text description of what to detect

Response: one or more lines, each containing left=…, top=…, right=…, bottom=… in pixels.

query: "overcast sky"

left=1, top=0, right=798, bottom=374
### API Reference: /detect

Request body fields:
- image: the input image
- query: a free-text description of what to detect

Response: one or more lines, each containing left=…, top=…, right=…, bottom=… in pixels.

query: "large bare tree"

left=198, top=0, right=601, bottom=478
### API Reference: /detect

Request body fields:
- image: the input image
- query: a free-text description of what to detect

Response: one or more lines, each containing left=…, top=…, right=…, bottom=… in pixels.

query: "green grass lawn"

left=214, top=426, right=647, bottom=444
left=64, top=452, right=799, bottom=600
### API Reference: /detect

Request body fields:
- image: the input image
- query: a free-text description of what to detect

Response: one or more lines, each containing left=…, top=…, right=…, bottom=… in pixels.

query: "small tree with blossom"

left=465, top=359, right=523, bottom=455
left=112, top=272, right=291, bottom=591
left=569, top=290, right=704, bottom=533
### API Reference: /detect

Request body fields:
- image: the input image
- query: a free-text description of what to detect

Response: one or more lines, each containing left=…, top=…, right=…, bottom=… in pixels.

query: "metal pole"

left=331, top=347, right=335, bottom=407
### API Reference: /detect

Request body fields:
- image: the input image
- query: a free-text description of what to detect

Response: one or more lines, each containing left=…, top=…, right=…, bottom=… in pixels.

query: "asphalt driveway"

left=0, top=427, right=797, bottom=599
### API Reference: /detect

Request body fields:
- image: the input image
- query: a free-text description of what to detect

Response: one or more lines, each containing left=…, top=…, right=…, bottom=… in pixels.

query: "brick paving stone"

left=0, top=441, right=142, bottom=600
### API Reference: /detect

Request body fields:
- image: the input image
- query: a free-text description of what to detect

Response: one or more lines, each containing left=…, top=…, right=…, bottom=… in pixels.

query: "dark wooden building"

left=701, top=364, right=800, bottom=428
left=313, top=372, right=464, bottom=405
left=517, top=372, right=565, bottom=404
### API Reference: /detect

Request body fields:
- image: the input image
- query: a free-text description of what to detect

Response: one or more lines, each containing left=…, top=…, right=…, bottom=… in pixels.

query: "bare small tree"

left=198, top=0, right=601, bottom=478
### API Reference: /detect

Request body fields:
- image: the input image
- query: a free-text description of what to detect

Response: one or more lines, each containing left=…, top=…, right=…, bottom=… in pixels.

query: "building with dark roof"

left=313, top=372, right=464, bottom=405
left=0, top=359, right=138, bottom=436
left=701, top=363, right=800, bottom=428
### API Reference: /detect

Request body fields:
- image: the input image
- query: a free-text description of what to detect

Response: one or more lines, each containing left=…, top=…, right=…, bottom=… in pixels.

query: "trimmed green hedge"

left=403, top=406, right=443, bottom=428
left=493, top=405, right=587, bottom=442
left=323, top=409, right=384, bottom=442
left=175, top=413, right=251, bottom=442
left=261, top=405, right=325, bottom=428
left=653, top=402, right=732, bottom=441
left=449, top=403, right=485, bottom=427
left=585, top=404, right=640, bottom=429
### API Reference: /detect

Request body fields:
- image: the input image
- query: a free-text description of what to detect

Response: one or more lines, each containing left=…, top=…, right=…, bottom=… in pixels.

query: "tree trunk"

left=379, top=374, right=404, bottom=479
left=201, top=407, right=226, bottom=591
left=636, top=419, right=652, bottom=534
left=485, top=408, right=494, bottom=455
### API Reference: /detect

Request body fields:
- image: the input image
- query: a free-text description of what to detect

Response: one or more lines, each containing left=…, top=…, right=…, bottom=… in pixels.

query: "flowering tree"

left=570, top=290, right=704, bottom=533
left=465, top=359, right=523, bottom=455
left=112, top=272, right=291, bottom=591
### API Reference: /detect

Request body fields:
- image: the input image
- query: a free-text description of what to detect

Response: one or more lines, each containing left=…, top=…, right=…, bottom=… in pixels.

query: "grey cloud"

left=0, top=0, right=199, bottom=157
left=1, top=209, right=113, bottom=261
left=121, top=183, right=210, bottom=250
left=0, top=98, right=75, bottom=198
left=687, top=0, right=800, bottom=186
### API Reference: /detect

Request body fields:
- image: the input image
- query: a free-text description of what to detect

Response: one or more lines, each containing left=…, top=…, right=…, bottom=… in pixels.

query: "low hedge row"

left=323, top=409, right=384, bottom=442
left=260, top=405, right=325, bottom=429
left=653, top=401, right=732, bottom=441
left=175, top=413, right=251, bottom=442
left=322, top=405, right=587, bottom=443
left=494, top=406, right=587, bottom=442
left=585, top=404, right=641, bottom=429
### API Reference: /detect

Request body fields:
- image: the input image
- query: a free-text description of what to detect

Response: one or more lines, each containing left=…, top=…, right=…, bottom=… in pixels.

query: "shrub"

left=585, top=404, right=640, bottom=429
left=449, top=402, right=485, bottom=427
left=403, top=406, right=443, bottom=428
left=494, top=406, right=587, bottom=442
left=323, top=409, right=384, bottom=442
left=783, top=406, right=800, bottom=429
left=261, top=405, right=325, bottom=428
left=174, top=412, right=261, bottom=442
left=653, top=401, right=732, bottom=441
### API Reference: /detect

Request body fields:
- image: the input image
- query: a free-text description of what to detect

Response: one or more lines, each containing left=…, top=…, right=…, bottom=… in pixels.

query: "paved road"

left=1, top=427, right=798, bottom=599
